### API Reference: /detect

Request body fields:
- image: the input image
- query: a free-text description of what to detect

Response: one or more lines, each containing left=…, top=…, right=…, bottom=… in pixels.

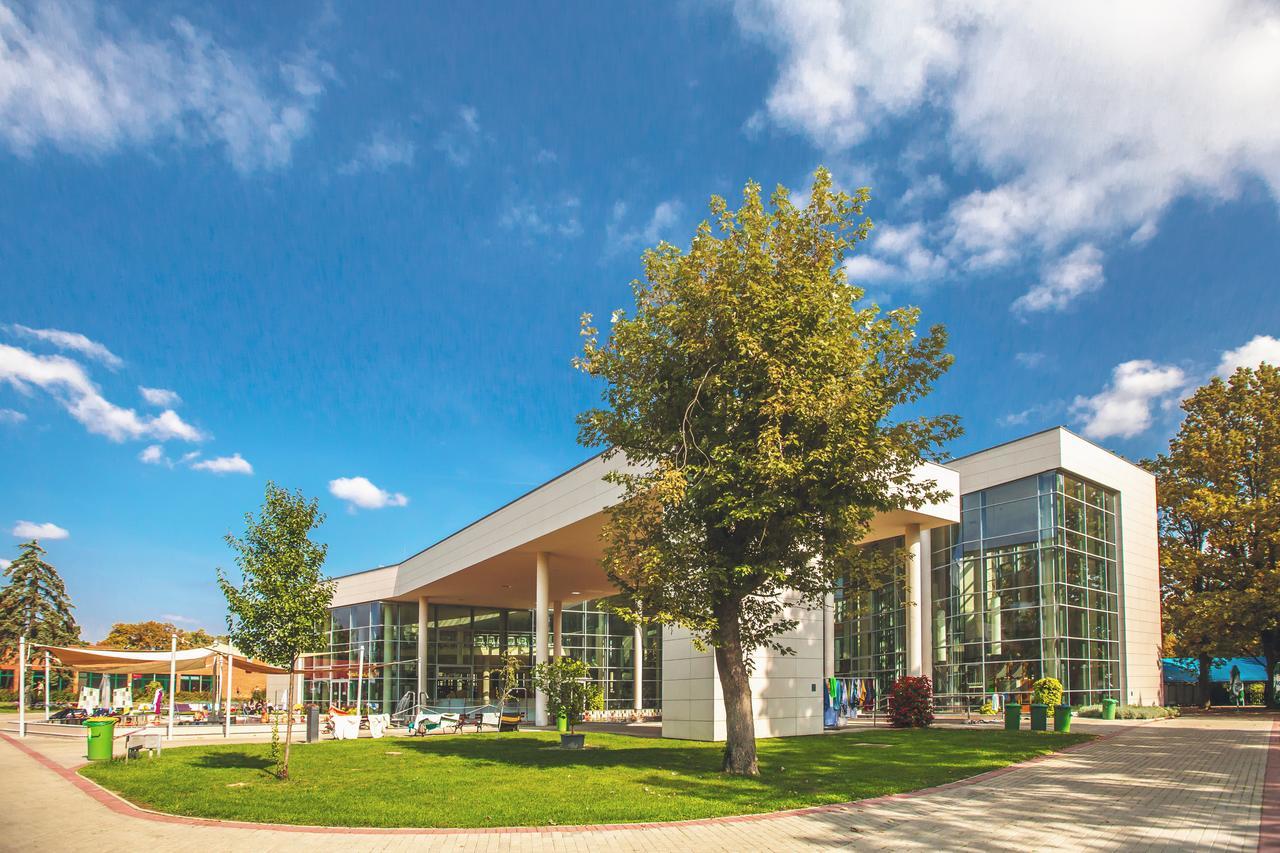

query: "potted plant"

left=530, top=657, right=603, bottom=749
left=1030, top=677, right=1064, bottom=732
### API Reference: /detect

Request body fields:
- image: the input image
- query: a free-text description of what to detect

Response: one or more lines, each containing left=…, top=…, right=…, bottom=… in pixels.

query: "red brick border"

left=0, top=724, right=1136, bottom=836
left=1260, top=720, right=1280, bottom=852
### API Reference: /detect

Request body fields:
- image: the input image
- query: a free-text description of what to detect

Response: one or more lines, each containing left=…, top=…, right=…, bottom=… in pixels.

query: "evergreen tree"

left=0, top=540, right=81, bottom=672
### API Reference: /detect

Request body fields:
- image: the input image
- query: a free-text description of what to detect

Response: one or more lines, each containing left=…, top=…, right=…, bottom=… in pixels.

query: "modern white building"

left=306, top=426, right=1161, bottom=740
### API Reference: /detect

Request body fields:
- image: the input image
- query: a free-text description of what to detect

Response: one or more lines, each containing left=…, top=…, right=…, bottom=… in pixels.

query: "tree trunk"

left=1197, top=653, right=1213, bottom=709
left=713, top=597, right=759, bottom=776
left=281, top=667, right=294, bottom=780
left=1262, top=629, right=1279, bottom=709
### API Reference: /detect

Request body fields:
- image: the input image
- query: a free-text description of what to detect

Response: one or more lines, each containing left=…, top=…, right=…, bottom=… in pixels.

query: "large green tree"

left=1147, top=364, right=1280, bottom=706
left=0, top=541, right=80, bottom=678
left=99, top=621, right=218, bottom=651
left=576, top=170, right=959, bottom=775
left=217, top=483, right=335, bottom=779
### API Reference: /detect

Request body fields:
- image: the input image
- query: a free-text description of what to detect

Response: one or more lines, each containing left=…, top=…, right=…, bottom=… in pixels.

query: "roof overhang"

left=332, top=454, right=961, bottom=611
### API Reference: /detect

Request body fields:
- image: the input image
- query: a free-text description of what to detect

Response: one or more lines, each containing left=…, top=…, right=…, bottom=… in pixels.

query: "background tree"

left=100, top=620, right=218, bottom=650
left=0, top=541, right=80, bottom=694
left=1146, top=364, right=1280, bottom=706
left=217, top=482, right=335, bottom=779
left=576, top=169, right=959, bottom=775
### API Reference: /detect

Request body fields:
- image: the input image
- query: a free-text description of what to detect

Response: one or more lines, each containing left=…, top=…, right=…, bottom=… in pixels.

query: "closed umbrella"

left=98, top=674, right=110, bottom=710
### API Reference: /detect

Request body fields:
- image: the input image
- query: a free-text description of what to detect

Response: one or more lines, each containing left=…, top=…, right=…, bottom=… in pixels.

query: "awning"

left=35, top=644, right=287, bottom=675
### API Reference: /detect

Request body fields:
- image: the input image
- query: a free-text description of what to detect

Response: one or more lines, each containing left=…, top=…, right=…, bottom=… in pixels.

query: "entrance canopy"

left=35, top=644, right=286, bottom=675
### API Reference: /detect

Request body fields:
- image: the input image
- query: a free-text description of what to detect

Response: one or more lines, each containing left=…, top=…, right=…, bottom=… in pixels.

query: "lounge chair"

left=411, top=713, right=442, bottom=736
left=498, top=712, right=522, bottom=732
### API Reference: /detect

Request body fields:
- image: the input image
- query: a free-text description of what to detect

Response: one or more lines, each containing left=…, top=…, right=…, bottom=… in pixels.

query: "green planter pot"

left=1004, top=703, right=1021, bottom=731
left=1029, top=703, right=1049, bottom=731
left=84, top=717, right=116, bottom=761
left=1101, top=698, right=1119, bottom=720
left=556, top=711, right=568, bottom=733
left=1053, top=704, right=1072, bottom=733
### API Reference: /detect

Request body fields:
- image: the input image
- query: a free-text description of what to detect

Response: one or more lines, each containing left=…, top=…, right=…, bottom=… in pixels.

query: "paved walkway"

left=1, top=715, right=1274, bottom=851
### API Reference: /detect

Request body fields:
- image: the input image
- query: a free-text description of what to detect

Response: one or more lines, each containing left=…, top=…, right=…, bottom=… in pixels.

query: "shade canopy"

left=35, top=644, right=287, bottom=675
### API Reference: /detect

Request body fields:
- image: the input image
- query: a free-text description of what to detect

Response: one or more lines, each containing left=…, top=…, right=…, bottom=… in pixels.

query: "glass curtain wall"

left=931, top=471, right=1121, bottom=708
left=833, top=536, right=908, bottom=700
left=306, top=597, right=661, bottom=713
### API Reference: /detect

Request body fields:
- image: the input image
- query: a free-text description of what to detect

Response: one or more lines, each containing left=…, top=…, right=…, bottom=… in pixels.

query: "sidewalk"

left=1, top=714, right=1273, bottom=851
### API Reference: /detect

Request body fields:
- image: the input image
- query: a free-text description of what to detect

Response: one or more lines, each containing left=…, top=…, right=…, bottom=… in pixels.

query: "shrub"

left=1031, top=677, right=1064, bottom=707
left=978, top=701, right=998, bottom=715
left=530, top=657, right=603, bottom=734
left=1246, top=683, right=1265, bottom=705
left=1076, top=704, right=1180, bottom=719
left=888, top=676, right=934, bottom=728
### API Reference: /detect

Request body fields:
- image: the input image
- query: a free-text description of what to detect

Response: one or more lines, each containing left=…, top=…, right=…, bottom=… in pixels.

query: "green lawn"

left=80, top=728, right=1089, bottom=828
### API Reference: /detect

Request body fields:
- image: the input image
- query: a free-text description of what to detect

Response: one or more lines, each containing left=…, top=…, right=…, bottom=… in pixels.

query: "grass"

left=80, top=727, right=1090, bottom=828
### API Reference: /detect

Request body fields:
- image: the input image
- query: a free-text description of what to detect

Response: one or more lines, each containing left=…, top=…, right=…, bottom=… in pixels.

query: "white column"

left=823, top=592, right=836, bottom=681
left=633, top=620, right=644, bottom=712
left=553, top=600, right=563, bottom=658
left=905, top=523, right=923, bottom=677
left=44, top=650, right=51, bottom=721
left=535, top=552, right=549, bottom=726
left=17, top=637, right=25, bottom=738
left=223, top=654, right=232, bottom=737
left=355, top=646, right=365, bottom=718
left=416, top=596, right=429, bottom=705
left=166, top=633, right=177, bottom=740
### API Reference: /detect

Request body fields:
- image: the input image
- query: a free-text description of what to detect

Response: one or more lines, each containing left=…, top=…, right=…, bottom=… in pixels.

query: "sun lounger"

left=498, top=712, right=522, bottom=732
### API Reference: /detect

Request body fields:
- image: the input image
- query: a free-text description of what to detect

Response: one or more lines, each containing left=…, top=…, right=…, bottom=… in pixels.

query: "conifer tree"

left=0, top=541, right=81, bottom=678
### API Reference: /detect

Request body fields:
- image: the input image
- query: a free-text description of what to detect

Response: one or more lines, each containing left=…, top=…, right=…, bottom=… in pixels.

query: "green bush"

left=1246, top=682, right=1265, bottom=705
left=1031, top=677, right=1064, bottom=707
left=1076, top=704, right=1180, bottom=719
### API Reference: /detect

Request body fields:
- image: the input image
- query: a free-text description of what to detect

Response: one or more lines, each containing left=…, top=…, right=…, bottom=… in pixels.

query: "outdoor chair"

left=498, top=712, right=522, bottom=732
left=480, top=711, right=499, bottom=730
left=411, top=713, right=442, bottom=736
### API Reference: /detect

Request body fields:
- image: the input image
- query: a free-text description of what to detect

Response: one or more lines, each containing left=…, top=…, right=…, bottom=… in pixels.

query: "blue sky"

left=1, top=1, right=1278, bottom=641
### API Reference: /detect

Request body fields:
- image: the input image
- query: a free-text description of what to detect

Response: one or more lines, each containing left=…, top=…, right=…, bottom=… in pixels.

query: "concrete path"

left=1, top=714, right=1274, bottom=851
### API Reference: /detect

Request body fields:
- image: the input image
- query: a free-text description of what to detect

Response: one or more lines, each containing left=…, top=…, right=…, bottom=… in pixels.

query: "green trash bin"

left=84, top=717, right=116, bottom=761
left=1053, top=704, right=1072, bottom=733
left=1004, top=703, right=1021, bottom=731
left=1101, top=698, right=1119, bottom=720
left=556, top=710, right=568, bottom=733
left=1029, top=703, right=1049, bottom=731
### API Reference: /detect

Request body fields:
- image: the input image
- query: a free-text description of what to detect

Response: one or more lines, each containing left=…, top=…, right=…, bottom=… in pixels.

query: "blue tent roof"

left=1162, top=656, right=1269, bottom=683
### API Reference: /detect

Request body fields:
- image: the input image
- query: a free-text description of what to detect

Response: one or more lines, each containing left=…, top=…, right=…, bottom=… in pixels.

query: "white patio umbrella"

left=98, top=674, right=110, bottom=710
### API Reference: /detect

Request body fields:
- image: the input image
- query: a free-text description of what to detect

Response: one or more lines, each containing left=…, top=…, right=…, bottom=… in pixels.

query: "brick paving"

left=0, top=714, right=1273, bottom=852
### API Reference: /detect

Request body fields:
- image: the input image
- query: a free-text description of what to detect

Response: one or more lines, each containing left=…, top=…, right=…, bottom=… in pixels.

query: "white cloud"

left=138, top=444, right=167, bottom=465
left=138, top=386, right=181, bottom=407
left=328, top=476, right=408, bottom=511
left=190, top=452, right=253, bottom=475
left=998, top=400, right=1063, bottom=429
left=499, top=196, right=582, bottom=239
left=1014, top=352, right=1045, bottom=369
left=12, top=520, right=69, bottom=539
left=435, top=105, right=483, bottom=167
left=0, top=343, right=205, bottom=442
left=340, top=129, right=415, bottom=175
left=843, top=221, right=948, bottom=284
left=1216, top=334, right=1280, bottom=377
left=160, top=613, right=198, bottom=625
left=0, top=0, right=328, bottom=172
left=6, top=324, right=122, bottom=368
left=0, top=408, right=25, bottom=423
left=735, top=1, right=1280, bottom=307
left=1071, top=360, right=1188, bottom=439
left=1013, top=244, right=1105, bottom=313
left=605, top=199, right=684, bottom=256
left=0, top=558, right=9, bottom=570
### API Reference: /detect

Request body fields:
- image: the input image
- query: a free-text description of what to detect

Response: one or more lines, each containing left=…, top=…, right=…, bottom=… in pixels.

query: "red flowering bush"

left=888, top=675, right=935, bottom=728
